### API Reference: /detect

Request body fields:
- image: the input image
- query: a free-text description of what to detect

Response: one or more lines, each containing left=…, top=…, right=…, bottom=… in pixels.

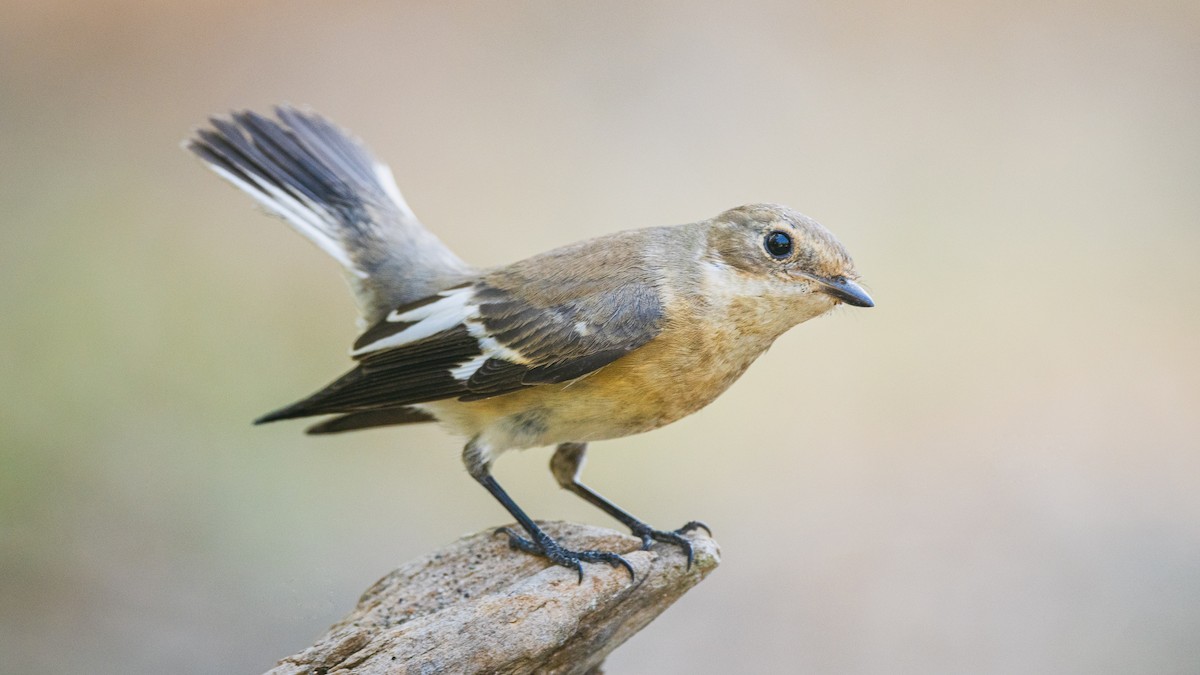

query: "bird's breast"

left=430, top=316, right=775, bottom=451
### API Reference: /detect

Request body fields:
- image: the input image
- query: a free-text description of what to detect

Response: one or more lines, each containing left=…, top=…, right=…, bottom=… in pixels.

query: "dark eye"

left=764, top=231, right=793, bottom=259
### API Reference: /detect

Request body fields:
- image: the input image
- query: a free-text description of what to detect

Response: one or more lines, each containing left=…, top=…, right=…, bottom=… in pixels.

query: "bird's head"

left=702, top=203, right=873, bottom=328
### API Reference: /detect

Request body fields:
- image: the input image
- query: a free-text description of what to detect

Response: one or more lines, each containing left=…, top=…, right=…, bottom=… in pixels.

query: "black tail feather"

left=304, top=407, right=437, bottom=434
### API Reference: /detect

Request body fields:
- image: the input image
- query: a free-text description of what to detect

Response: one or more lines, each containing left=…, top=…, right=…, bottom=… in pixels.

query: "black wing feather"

left=459, top=358, right=533, bottom=401
left=254, top=325, right=479, bottom=423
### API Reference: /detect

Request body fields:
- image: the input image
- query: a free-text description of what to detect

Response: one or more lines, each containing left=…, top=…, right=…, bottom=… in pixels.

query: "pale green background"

left=2, top=1, right=1198, bottom=673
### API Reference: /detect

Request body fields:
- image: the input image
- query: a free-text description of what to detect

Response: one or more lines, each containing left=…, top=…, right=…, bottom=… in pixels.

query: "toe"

left=602, top=552, right=636, bottom=580
left=677, top=520, right=712, bottom=537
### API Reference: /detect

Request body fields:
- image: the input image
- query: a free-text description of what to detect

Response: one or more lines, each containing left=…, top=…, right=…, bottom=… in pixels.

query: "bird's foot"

left=495, top=527, right=635, bottom=583
left=629, top=520, right=712, bottom=569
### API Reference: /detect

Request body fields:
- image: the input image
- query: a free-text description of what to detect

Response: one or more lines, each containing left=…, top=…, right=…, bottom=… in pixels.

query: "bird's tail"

left=185, top=105, right=474, bottom=325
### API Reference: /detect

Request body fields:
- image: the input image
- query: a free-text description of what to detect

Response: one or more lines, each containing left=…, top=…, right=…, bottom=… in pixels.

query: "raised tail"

left=185, top=105, right=474, bottom=325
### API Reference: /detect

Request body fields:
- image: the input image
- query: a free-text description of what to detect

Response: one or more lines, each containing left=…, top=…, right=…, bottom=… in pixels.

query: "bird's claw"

left=495, top=527, right=635, bottom=583
left=629, top=520, right=712, bottom=570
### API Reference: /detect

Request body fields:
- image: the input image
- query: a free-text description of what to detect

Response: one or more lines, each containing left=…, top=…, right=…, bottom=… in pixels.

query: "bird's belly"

left=429, top=330, right=769, bottom=451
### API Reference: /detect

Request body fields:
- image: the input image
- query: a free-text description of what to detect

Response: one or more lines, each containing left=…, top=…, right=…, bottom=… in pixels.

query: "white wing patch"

left=350, top=285, right=476, bottom=356
left=471, top=332, right=527, bottom=365
left=349, top=283, right=539, bottom=384
left=450, top=353, right=490, bottom=381
left=440, top=324, right=532, bottom=382
left=444, top=322, right=532, bottom=382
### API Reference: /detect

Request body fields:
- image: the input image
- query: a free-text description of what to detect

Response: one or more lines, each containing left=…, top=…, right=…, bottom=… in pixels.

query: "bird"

left=186, top=105, right=874, bottom=581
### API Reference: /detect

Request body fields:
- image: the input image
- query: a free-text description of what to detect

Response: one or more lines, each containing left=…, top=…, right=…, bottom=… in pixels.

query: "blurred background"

left=2, top=1, right=1198, bottom=673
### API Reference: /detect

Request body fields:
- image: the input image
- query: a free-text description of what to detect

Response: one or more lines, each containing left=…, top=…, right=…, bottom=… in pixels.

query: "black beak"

left=817, top=276, right=874, bottom=307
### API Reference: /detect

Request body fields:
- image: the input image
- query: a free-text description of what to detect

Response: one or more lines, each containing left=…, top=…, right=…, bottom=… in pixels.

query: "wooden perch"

left=264, top=521, right=720, bottom=675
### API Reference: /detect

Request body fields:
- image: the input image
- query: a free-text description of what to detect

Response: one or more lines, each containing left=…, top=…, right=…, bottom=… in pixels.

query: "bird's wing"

left=186, top=106, right=473, bottom=325
left=256, top=253, right=664, bottom=423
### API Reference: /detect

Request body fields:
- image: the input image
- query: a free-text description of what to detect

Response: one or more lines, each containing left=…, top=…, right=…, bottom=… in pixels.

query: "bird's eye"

left=764, top=231, right=793, bottom=259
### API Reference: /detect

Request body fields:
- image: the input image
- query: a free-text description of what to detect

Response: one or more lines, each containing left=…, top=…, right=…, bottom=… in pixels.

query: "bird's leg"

left=463, top=440, right=634, bottom=582
left=550, top=442, right=711, bottom=569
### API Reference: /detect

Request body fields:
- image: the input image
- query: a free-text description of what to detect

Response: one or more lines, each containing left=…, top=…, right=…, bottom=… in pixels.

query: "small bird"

left=187, top=106, right=874, bottom=580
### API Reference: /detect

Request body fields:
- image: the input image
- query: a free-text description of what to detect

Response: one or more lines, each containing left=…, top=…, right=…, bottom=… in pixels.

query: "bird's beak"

left=812, top=275, right=875, bottom=307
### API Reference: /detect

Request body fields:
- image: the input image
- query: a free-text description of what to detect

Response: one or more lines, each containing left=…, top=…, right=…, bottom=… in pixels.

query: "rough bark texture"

left=264, top=522, right=720, bottom=675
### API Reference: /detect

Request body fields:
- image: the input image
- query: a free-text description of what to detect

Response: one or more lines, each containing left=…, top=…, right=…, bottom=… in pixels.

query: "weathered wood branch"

left=264, top=522, right=720, bottom=675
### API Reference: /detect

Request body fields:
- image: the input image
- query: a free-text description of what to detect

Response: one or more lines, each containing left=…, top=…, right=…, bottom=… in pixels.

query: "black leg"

left=550, top=443, right=711, bottom=569
left=464, top=441, right=634, bottom=582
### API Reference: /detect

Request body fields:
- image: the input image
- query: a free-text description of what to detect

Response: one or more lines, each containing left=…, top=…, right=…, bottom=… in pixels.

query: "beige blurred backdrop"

left=2, top=1, right=1198, bottom=673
